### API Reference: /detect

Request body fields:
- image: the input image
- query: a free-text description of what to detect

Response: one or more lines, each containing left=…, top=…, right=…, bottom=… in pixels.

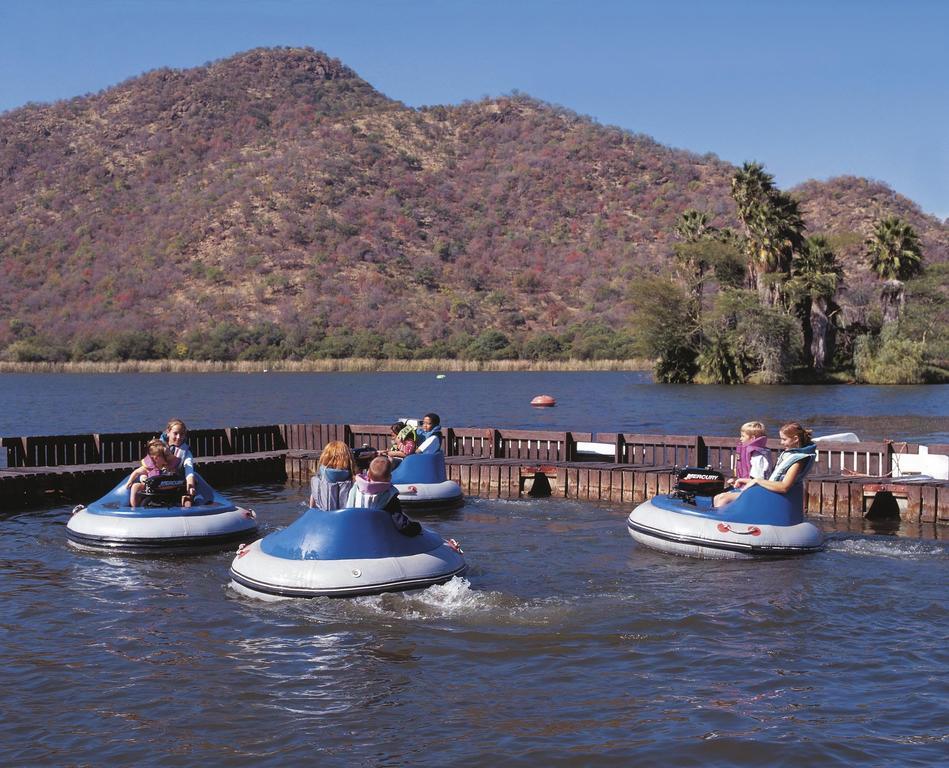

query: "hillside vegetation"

left=1, top=47, right=946, bottom=373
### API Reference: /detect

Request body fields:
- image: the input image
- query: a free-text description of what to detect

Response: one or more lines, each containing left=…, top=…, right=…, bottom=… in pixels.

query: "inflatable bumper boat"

left=229, top=506, right=467, bottom=599
left=66, top=472, right=258, bottom=553
left=627, top=468, right=823, bottom=559
left=390, top=452, right=463, bottom=512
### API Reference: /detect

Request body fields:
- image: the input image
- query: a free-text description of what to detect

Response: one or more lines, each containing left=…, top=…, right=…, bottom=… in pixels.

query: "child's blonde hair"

left=147, top=438, right=171, bottom=460
left=368, top=455, right=392, bottom=481
left=165, top=418, right=188, bottom=437
left=740, top=421, right=767, bottom=438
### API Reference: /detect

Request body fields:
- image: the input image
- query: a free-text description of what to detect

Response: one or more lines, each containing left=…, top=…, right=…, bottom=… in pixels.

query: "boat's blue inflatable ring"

left=230, top=505, right=468, bottom=598
left=389, top=452, right=463, bottom=512
left=260, top=508, right=446, bottom=560
left=80, top=472, right=237, bottom=517
left=651, top=484, right=806, bottom=526
left=391, top=452, right=445, bottom=484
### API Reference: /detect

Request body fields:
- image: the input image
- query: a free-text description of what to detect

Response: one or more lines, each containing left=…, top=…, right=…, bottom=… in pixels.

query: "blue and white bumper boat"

left=67, top=473, right=258, bottom=553
left=627, top=483, right=823, bottom=559
left=229, top=507, right=467, bottom=599
left=390, top=452, right=464, bottom=512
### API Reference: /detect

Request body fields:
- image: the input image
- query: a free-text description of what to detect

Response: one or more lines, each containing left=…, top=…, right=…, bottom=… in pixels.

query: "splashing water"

left=825, top=535, right=945, bottom=559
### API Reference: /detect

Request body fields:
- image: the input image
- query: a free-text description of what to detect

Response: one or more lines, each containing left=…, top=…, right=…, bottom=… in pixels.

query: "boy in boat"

left=347, top=456, right=422, bottom=536
left=713, top=421, right=772, bottom=507
left=414, top=413, right=443, bottom=452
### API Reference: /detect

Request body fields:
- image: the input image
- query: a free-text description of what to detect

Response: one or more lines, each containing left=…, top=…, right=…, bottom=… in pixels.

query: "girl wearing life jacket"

left=346, top=456, right=422, bottom=536
left=127, top=439, right=181, bottom=508
left=309, top=441, right=356, bottom=511
left=163, top=418, right=198, bottom=505
left=715, top=422, right=817, bottom=508
left=382, top=421, right=416, bottom=461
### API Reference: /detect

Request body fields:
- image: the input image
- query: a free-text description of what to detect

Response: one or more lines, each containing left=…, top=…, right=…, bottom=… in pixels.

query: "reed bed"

left=0, top=358, right=653, bottom=374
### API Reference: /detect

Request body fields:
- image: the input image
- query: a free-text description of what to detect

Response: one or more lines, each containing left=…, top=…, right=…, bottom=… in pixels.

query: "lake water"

left=1, top=371, right=947, bottom=443
left=1, top=373, right=947, bottom=766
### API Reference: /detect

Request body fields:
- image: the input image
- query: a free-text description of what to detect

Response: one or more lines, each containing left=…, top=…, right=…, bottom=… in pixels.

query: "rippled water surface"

left=2, top=373, right=947, bottom=764
left=2, top=485, right=946, bottom=767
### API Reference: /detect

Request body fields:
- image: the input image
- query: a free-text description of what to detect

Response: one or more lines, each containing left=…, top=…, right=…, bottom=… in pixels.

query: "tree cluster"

left=632, top=163, right=944, bottom=384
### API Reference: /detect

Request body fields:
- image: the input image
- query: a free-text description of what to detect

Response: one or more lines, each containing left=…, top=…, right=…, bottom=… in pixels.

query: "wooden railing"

left=496, top=429, right=574, bottom=462
left=2, top=422, right=942, bottom=480
left=1, top=424, right=288, bottom=467
left=283, top=423, right=350, bottom=452
left=447, top=428, right=497, bottom=457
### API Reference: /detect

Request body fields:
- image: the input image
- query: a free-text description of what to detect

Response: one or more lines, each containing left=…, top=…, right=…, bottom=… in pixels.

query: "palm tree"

left=672, top=209, right=717, bottom=318
left=731, top=162, right=807, bottom=307
left=865, top=216, right=923, bottom=324
left=785, top=235, right=842, bottom=372
left=674, top=209, right=715, bottom=243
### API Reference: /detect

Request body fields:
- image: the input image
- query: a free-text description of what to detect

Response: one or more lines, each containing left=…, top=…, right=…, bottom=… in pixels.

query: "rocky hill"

left=1, top=47, right=946, bottom=359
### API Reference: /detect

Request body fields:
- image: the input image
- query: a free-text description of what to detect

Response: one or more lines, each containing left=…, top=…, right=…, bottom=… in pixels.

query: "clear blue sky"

left=1, top=0, right=946, bottom=218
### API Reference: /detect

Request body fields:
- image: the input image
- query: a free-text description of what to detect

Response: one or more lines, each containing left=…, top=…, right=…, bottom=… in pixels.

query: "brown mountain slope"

left=1, top=47, right=946, bottom=357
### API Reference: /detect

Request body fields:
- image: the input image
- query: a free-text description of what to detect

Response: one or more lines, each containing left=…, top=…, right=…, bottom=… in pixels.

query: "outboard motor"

left=673, top=467, right=726, bottom=503
left=141, top=473, right=186, bottom=506
left=352, top=445, right=378, bottom=470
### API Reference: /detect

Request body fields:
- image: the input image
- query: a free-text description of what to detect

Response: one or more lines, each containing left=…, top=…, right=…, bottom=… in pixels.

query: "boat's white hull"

left=67, top=506, right=257, bottom=553
left=627, top=497, right=823, bottom=559
left=229, top=537, right=467, bottom=598
left=394, top=480, right=464, bottom=511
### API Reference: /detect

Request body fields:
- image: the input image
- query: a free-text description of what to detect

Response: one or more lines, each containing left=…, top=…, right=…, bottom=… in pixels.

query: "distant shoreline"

left=0, top=358, right=654, bottom=374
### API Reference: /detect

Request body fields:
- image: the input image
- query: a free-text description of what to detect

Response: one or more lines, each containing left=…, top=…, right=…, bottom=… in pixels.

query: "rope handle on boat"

left=71, top=504, right=85, bottom=515
left=444, top=538, right=464, bottom=554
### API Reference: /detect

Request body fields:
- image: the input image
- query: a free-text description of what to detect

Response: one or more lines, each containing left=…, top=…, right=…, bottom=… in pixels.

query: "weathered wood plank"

left=921, top=485, right=937, bottom=523
left=229, top=425, right=287, bottom=453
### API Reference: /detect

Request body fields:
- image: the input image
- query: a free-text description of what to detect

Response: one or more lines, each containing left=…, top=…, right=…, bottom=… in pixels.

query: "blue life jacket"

left=769, top=444, right=817, bottom=484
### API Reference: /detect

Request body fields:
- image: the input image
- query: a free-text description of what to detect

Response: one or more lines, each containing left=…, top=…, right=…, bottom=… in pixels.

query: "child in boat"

left=714, top=422, right=817, bottom=508
left=309, top=440, right=356, bottom=511
left=163, top=418, right=198, bottom=505
left=382, top=421, right=416, bottom=462
left=127, top=439, right=181, bottom=508
left=713, top=421, right=772, bottom=506
left=346, top=455, right=422, bottom=536
left=414, top=413, right=443, bottom=453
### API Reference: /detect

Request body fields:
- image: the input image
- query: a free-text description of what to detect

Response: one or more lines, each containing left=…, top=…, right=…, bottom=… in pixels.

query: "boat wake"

left=352, top=576, right=495, bottom=618
left=825, top=535, right=945, bottom=559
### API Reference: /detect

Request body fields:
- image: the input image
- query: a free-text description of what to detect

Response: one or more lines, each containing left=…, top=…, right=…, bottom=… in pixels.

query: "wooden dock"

left=2, top=422, right=947, bottom=526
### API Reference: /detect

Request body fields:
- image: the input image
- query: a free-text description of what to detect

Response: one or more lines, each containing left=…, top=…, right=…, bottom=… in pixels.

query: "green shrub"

left=522, top=333, right=565, bottom=361
left=853, top=326, right=925, bottom=384
left=466, top=329, right=515, bottom=360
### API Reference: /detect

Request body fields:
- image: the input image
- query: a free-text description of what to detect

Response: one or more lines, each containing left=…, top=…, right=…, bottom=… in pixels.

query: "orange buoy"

left=530, top=394, right=556, bottom=407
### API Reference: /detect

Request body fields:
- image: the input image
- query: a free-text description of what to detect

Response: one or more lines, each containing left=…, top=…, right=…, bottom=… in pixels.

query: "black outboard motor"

left=352, top=445, right=378, bottom=470
left=673, top=467, right=726, bottom=503
left=141, top=473, right=187, bottom=506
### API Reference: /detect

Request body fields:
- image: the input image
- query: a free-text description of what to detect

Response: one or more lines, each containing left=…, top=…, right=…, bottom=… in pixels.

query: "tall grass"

left=0, top=358, right=653, bottom=374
